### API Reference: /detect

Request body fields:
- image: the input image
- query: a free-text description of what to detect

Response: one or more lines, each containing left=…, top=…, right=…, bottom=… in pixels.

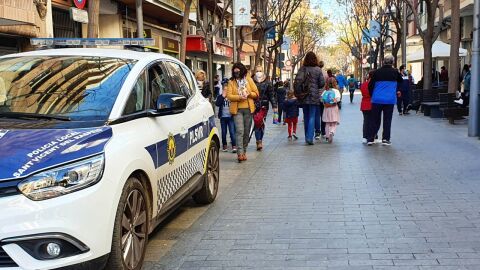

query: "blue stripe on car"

left=145, top=116, right=215, bottom=169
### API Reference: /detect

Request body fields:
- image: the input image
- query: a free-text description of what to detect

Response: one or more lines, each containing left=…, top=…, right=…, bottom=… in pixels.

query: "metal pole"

left=232, top=0, right=237, bottom=63
left=135, top=0, right=144, bottom=38
left=402, top=2, right=407, bottom=67
left=469, top=0, right=480, bottom=136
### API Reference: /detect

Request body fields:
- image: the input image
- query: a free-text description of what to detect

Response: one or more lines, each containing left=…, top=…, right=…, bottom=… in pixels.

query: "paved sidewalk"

left=144, top=95, right=480, bottom=270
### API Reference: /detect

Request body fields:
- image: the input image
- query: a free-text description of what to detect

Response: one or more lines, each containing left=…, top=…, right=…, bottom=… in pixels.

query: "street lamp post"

left=402, top=2, right=407, bottom=67
left=469, top=0, right=480, bottom=137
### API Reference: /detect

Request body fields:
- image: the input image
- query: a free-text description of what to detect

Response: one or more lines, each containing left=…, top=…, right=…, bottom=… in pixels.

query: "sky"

left=309, top=0, right=347, bottom=46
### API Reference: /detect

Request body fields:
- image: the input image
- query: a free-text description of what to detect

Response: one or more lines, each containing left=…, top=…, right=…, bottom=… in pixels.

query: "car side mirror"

left=151, top=93, right=187, bottom=116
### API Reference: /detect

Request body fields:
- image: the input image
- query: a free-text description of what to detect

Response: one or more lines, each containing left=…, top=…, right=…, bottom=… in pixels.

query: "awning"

left=407, top=40, right=468, bottom=62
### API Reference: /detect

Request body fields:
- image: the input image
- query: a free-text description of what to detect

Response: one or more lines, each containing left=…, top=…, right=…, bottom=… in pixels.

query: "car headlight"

left=18, top=155, right=105, bottom=201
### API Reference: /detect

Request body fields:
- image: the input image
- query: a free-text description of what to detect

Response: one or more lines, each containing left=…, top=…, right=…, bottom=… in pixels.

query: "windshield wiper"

left=0, top=112, right=71, bottom=121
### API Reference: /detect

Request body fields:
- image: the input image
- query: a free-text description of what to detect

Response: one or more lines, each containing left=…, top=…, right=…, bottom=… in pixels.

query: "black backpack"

left=293, top=66, right=311, bottom=100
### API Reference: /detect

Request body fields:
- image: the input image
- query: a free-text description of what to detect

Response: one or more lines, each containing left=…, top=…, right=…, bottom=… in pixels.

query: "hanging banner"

left=281, top=37, right=291, bottom=51
left=234, top=0, right=251, bottom=26
left=369, top=20, right=381, bottom=38
left=266, top=21, right=276, bottom=39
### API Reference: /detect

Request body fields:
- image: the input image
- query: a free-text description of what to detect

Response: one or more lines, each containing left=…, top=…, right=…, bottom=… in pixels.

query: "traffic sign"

left=73, top=0, right=87, bottom=10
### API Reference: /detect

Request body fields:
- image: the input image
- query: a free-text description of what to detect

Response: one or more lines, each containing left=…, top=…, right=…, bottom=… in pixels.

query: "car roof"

left=0, top=48, right=178, bottom=62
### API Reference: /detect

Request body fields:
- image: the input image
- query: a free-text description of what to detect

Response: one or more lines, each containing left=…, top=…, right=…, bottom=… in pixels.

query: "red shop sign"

left=73, top=0, right=87, bottom=9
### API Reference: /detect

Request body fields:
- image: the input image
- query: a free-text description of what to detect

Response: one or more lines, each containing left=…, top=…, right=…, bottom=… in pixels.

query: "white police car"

left=0, top=41, right=220, bottom=269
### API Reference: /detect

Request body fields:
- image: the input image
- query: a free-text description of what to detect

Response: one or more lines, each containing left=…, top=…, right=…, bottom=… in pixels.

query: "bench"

left=420, top=88, right=448, bottom=117
left=410, top=89, right=422, bottom=113
left=438, top=93, right=469, bottom=124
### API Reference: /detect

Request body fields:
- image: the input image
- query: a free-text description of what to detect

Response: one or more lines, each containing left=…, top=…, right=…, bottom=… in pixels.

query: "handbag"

left=254, top=107, right=267, bottom=128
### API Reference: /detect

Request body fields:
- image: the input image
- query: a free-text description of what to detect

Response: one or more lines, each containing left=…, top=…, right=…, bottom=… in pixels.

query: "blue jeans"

left=255, top=126, right=264, bottom=141
left=315, top=104, right=326, bottom=136
left=303, top=104, right=318, bottom=143
left=220, top=117, right=236, bottom=147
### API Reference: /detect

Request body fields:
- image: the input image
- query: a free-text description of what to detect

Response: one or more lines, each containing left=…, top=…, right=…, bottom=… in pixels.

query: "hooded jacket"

left=368, top=65, right=403, bottom=105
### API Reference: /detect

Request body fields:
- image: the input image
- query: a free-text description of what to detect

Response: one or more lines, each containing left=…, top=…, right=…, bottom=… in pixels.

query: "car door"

left=145, top=61, right=188, bottom=215
left=162, top=61, right=209, bottom=176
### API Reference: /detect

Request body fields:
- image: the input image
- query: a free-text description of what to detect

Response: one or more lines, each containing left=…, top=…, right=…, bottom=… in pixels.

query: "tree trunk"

left=254, top=33, right=265, bottom=70
left=180, top=0, right=193, bottom=62
left=448, top=0, right=460, bottom=94
left=272, top=48, right=279, bottom=81
left=236, top=27, right=244, bottom=63
left=423, top=37, right=433, bottom=89
left=266, top=49, right=274, bottom=80
left=422, top=1, right=439, bottom=90
left=207, top=38, right=215, bottom=105
left=87, top=0, right=100, bottom=38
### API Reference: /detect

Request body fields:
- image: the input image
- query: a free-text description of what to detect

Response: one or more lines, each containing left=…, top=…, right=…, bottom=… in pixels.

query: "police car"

left=0, top=39, right=220, bottom=270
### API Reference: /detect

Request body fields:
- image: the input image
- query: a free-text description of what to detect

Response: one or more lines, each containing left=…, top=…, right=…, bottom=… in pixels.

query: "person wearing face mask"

left=226, top=63, right=260, bottom=162
left=252, top=65, right=277, bottom=151
left=196, top=70, right=211, bottom=99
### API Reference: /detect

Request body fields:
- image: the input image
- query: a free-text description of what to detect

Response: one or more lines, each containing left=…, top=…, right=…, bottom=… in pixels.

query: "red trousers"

left=285, top=117, right=298, bottom=136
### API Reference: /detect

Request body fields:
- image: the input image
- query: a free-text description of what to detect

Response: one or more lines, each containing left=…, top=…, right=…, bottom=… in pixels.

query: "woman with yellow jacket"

left=226, top=63, right=259, bottom=162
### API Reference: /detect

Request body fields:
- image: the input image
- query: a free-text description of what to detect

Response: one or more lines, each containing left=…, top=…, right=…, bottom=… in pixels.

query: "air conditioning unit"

left=189, top=25, right=197, bottom=35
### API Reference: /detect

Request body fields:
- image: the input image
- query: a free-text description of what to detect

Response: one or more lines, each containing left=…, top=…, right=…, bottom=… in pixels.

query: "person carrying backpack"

left=347, top=74, right=357, bottom=103
left=321, top=77, right=341, bottom=143
left=293, top=52, right=325, bottom=145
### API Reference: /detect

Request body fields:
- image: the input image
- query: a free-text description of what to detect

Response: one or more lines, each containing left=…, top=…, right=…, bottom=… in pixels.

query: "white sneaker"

left=454, top=99, right=464, bottom=105
left=362, top=138, right=368, bottom=144
left=367, top=142, right=374, bottom=146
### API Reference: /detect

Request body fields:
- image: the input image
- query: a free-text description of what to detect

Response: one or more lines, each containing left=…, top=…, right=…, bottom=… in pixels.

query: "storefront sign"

left=73, top=0, right=87, bottom=10
left=70, top=7, right=88, bottom=23
left=215, top=42, right=233, bottom=58
left=134, top=29, right=152, bottom=38
left=163, top=37, right=179, bottom=53
left=234, top=0, right=251, bottom=26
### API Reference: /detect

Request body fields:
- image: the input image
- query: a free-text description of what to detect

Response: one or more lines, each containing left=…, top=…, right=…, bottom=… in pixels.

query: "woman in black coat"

left=253, top=65, right=277, bottom=151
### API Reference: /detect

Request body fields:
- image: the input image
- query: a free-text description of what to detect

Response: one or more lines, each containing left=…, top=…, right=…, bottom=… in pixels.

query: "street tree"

left=448, top=0, right=460, bottom=94
left=195, top=0, right=233, bottom=102
left=402, top=0, right=444, bottom=90
left=265, top=0, right=302, bottom=80
left=180, top=0, right=194, bottom=62
left=286, top=3, right=329, bottom=81
left=338, top=0, right=409, bottom=70
left=87, top=0, right=100, bottom=38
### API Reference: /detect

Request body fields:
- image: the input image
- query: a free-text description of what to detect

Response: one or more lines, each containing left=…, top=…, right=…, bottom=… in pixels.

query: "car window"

left=123, top=71, right=146, bottom=115
left=148, top=63, right=169, bottom=109
left=163, top=61, right=193, bottom=99
left=0, top=56, right=136, bottom=121
left=181, top=66, right=196, bottom=94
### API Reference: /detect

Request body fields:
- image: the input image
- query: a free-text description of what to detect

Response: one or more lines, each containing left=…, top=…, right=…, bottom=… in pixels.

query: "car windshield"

left=0, top=55, right=137, bottom=121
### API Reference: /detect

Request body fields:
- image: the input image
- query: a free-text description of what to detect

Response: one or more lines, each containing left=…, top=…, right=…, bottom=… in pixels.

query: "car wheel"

left=106, top=177, right=149, bottom=270
left=193, top=140, right=219, bottom=204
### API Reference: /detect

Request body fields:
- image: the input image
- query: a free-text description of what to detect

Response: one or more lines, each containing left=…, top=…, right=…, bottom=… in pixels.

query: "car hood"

left=0, top=127, right=112, bottom=181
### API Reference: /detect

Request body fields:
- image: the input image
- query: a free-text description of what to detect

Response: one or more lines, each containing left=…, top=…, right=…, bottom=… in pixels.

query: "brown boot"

left=237, top=154, right=243, bottom=163
left=256, top=141, right=263, bottom=151
left=242, top=153, right=247, bottom=161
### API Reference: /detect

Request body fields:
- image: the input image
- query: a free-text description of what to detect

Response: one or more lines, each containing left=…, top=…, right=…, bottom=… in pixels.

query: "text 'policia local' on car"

left=0, top=38, right=220, bottom=270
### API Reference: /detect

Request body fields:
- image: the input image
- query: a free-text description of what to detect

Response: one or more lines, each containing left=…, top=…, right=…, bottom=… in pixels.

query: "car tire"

left=106, top=176, right=150, bottom=270
left=193, top=140, right=220, bottom=204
